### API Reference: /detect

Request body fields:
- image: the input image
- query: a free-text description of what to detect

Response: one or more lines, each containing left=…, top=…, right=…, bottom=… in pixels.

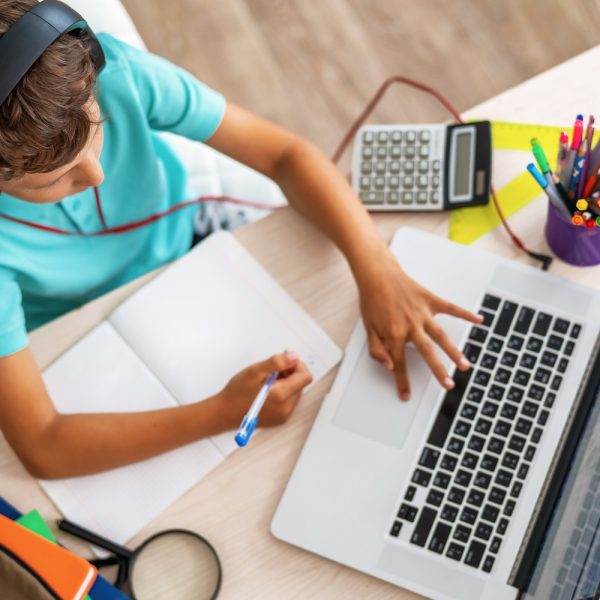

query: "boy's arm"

left=207, top=103, right=482, bottom=400
left=0, top=348, right=309, bottom=479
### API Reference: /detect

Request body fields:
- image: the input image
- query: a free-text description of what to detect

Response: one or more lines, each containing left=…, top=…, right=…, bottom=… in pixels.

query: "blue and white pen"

left=234, top=371, right=278, bottom=447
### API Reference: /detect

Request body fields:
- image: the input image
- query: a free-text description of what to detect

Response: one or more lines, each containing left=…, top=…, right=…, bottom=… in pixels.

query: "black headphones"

left=0, top=0, right=105, bottom=106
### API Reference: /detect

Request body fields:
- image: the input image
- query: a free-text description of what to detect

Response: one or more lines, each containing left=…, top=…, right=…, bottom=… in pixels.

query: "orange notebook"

left=0, top=514, right=97, bottom=600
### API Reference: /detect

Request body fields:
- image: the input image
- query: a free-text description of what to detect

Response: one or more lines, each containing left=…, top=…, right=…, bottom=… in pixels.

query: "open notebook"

left=40, top=231, right=342, bottom=545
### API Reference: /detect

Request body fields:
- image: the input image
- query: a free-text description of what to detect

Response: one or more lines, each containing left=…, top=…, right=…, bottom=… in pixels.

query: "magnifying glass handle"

left=58, top=518, right=133, bottom=560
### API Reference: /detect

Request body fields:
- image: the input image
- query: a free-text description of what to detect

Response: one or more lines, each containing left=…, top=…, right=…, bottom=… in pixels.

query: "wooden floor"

left=122, top=0, right=600, bottom=168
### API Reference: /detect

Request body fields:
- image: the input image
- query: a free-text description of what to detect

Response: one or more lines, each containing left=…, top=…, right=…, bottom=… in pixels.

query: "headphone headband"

left=0, top=0, right=105, bottom=106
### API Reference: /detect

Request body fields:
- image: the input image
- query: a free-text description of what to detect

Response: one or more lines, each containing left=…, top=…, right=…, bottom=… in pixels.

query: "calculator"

left=351, top=121, right=492, bottom=211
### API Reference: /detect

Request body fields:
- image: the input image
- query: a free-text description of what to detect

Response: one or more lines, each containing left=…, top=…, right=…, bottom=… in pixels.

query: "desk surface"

left=4, top=47, right=600, bottom=599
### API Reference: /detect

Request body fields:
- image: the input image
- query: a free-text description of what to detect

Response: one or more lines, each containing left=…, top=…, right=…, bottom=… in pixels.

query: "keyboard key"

left=508, top=434, right=526, bottom=452
left=564, top=341, right=575, bottom=356
left=453, top=524, right=471, bottom=544
left=469, top=327, right=488, bottom=344
left=538, top=409, right=550, bottom=426
left=397, top=503, right=418, bottom=521
left=492, top=421, right=511, bottom=441
left=390, top=521, right=403, bottom=537
left=454, top=420, right=471, bottom=438
left=547, top=334, right=564, bottom=351
left=482, top=555, right=495, bottom=573
left=487, top=337, right=503, bottom=353
left=440, top=454, right=458, bottom=472
left=551, top=374, right=563, bottom=391
left=474, top=471, right=492, bottom=490
left=362, top=131, right=374, bottom=144
left=481, top=354, right=497, bottom=370
left=465, top=540, right=486, bottom=568
left=497, top=518, right=509, bottom=535
left=501, top=452, right=519, bottom=470
left=360, top=161, right=373, bottom=174
left=500, top=351, right=518, bottom=367
left=390, top=161, right=401, bottom=173
left=426, top=368, right=473, bottom=448
left=495, top=469, right=513, bottom=487
left=504, top=500, right=516, bottom=516
left=557, top=358, right=569, bottom=373
left=531, top=427, right=543, bottom=443
left=488, top=437, right=505, bottom=454
left=455, top=469, right=472, bottom=487
left=428, top=522, right=451, bottom=554
left=501, top=403, right=518, bottom=420
left=489, top=536, right=502, bottom=554
left=468, top=435, right=486, bottom=452
left=482, top=294, right=501, bottom=310
left=467, top=490, right=485, bottom=508
left=360, top=191, right=384, bottom=204
left=433, top=472, right=451, bottom=489
left=522, top=401, right=538, bottom=419
left=426, top=489, right=444, bottom=507
left=405, top=485, right=416, bottom=501
left=514, top=306, right=535, bottom=334
left=540, top=351, right=558, bottom=368
left=467, top=387, right=485, bottom=403
left=489, top=383, right=507, bottom=399
left=570, top=324, right=581, bottom=339
left=376, top=131, right=389, bottom=143
left=515, top=418, right=533, bottom=436
left=482, top=401, right=498, bottom=418
left=391, top=130, right=402, bottom=143
left=446, top=542, right=465, bottom=561
left=401, top=191, right=414, bottom=204
left=524, top=445, right=536, bottom=462
left=514, top=370, right=531, bottom=386
left=412, top=468, right=432, bottom=487
left=475, top=522, right=493, bottom=541
left=553, top=318, right=570, bottom=334
left=448, top=487, right=466, bottom=505
left=419, top=447, right=440, bottom=469
left=507, top=387, right=524, bottom=403
left=475, top=418, right=492, bottom=435
left=441, top=504, right=459, bottom=523
left=482, top=504, right=500, bottom=523
left=386, top=191, right=400, bottom=204
left=410, top=506, right=437, bottom=547
left=460, top=507, right=478, bottom=526
left=507, top=335, right=525, bottom=351
left=494, top=301, right=518, bottom=336
left=463, top=343, right=482, bottom=365
left=532, top=312, right=552, bottom=336
left=544, top=392, right=556, bottom=408
left=520, top=353, right=537, bottom=370
left=528, top=384, right=545, bottom=401
left=526, top=336, right=544, bottom=353
left=517, top=463, right=529, bottom=480
left=479, top=311, right=494, bottom=327
left=375, top=161, right=386, bottom=174
left=461, top=403, right=478, bottom=420
left=447, top=437, right=465, bottom=454
left=489, top=487, right=506, bottom=505
left=416, top=191, right=428, bottom=204
left=511, top=481, right=523, bottom=498
left=481, top=454, right=499, bottom=472
left=462, top=452, right=479, bottom=470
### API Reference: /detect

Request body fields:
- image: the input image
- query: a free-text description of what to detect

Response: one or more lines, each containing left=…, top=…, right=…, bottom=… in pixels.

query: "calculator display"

left=449, top=126, right=476, bottom=203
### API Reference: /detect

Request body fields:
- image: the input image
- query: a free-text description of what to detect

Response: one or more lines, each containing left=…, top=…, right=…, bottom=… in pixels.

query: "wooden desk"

left=3, top=47, right=600, bottom=599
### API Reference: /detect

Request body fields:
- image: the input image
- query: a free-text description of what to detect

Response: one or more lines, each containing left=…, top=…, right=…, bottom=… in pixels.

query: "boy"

left=0, top=0, right=481, bottom=479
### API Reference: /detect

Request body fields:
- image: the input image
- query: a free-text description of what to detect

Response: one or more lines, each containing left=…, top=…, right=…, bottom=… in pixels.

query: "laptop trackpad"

left=333, top=344, right=430, bottom=449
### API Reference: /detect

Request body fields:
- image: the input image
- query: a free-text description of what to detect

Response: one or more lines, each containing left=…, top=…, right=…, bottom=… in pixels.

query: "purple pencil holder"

left=545, top=203, right=600, bottom=266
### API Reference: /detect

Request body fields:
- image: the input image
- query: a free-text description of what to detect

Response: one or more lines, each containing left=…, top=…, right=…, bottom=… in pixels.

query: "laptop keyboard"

left=389, top=293, right=582, bottom=573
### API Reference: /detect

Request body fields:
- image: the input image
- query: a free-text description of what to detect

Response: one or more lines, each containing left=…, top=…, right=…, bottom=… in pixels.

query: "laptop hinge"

left=509, top=333, right=600, bottom=591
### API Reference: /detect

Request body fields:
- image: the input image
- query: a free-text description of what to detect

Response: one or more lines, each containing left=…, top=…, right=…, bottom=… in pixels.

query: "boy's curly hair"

left=0, top=0, right=100, bottom=181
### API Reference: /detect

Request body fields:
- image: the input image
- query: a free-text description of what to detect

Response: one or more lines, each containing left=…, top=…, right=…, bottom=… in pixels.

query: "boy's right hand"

left=216, top=352, right=313, bottom=430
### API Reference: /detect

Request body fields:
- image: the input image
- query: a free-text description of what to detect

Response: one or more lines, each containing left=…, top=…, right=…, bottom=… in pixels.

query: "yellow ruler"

left=448, top=121, right=576, bottom=245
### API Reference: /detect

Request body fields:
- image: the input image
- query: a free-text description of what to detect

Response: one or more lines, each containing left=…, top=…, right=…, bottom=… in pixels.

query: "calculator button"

left=417, top=175, right=428, bottom=189
left=419, top=145, right=430, bottom=158
left=418, top=160, right=429, bottom=173
left=374, top=176, right=385, bottom=189
left=406, top=130, right=416, bottom=143
left=431, top=175, right=440, bottom=188
left=390, top=146, right=402, bottom=159
left=359, top=176, right=371, bottom=190
left=376, top=146, right=387, bottom=159
left=360, top=191, right=384, bottom=204
left=417, top=191, right=428, bottom=204
left=377, top=131, right=389, bottom=143
left=362, top=131, right=374, bottom=144
left=404, top=146, right=416, bottom=158
left=403, top=160, right=415, bottom=173
left=375, top=161, right=386, bottom=174
left=388, top=176, right=400, bottom=189
left=432, top=160, right=441, bottom=173
left=403, top=176, right=415, bottom=188
left=391, top=130, right=402, bottom=144
left=386, top=191, right=400, bottom=204
left=419, top=130, right=431, bottom=143
left=389, top=161, right=401, bottom=174
left=362, top=146, right=374, bottom=159
left=402, top=191, right=414, bottom=204
left=430, top=191, right=440, bottom=204
left=360, top=162, right=372, bottom=174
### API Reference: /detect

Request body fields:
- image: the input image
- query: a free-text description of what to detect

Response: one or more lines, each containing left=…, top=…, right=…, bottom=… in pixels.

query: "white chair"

left=65, top=0, right=286, bottom=221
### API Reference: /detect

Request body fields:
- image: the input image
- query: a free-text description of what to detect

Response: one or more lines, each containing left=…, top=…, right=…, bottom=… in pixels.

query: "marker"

left=571, top=114, right=584, bottom=150
left=568, top=139, right=588, bottom=198
left=579, top=115, right=595, bottom=198
left=527, top=163, right=572, bottom=221
left=557, top=131, right=569, bottom=172
left=572, top=213, right=584, bottom=226
left=234, top=371, right=278, bottom=447
left=582, top=165, right=600, bottom=198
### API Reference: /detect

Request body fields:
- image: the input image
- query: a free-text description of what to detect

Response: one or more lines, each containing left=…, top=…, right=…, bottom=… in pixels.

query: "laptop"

left=272, top=227, right=600, bottom=600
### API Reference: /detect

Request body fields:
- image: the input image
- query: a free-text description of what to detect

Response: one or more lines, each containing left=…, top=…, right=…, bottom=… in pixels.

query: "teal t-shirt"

left=0, top=33, right=226, bottom=357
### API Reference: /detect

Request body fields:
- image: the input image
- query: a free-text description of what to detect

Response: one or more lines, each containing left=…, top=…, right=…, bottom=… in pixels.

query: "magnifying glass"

left=58, top=519, right=222, bottom=600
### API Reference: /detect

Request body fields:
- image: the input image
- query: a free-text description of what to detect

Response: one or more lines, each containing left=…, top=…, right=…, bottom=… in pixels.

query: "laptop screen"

left=522, top=374, right=600, bottom=600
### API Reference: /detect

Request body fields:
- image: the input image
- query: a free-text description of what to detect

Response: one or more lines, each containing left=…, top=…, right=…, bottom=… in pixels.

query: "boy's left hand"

left=357, top=246, right=483, bottom=402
